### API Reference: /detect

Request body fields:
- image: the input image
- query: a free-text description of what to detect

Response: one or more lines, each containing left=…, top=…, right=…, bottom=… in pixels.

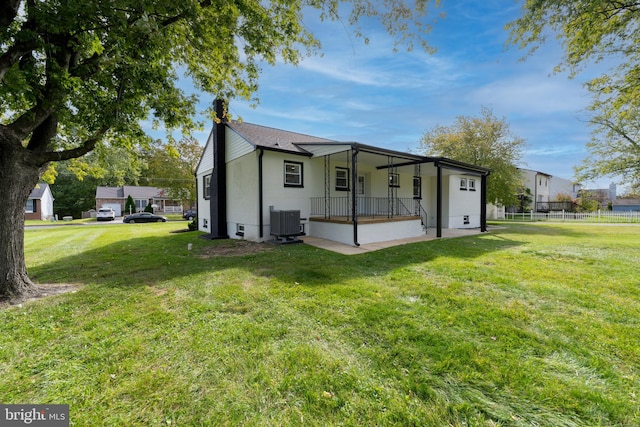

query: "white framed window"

left=413, top=176, right=422, bottom=199
left=463, top=215, right=470, bottom=225
left=203, top=218, right=208, bottom=229
left=460, top=178, right=467, bottom=190
left=25, top=199, right=36, bottom=213
left=468, top=179, right=476, bottom=191
left=389, top=173, right=400, bottom=188
left=335, top=167, right=349, bottom=191
left=203, top=174, right=211, bottom=199
left=284, top=161, right=303, bottom=187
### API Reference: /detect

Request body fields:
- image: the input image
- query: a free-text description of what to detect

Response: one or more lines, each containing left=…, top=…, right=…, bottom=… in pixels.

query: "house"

left=25, top=183, right=54, bottom=220
left=195, top=101, right=491, bottom=247
left=96, top=186, right=184, bottom=216
left=612, top=198, right=640, bottom=212
left=515, top=168, right=582, bottom=212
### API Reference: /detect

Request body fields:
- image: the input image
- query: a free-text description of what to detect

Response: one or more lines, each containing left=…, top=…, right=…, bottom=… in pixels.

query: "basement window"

left=236, top=223, right=245, bottom=237
left=463, top=215, right=470, bottom=225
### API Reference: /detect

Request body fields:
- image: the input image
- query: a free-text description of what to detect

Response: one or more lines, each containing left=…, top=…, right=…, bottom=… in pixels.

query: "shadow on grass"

left=27, top=226, right=525, bottom=291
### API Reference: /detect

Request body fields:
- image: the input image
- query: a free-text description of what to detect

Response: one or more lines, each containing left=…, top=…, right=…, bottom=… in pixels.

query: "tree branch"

left=31, top=126, right=109, bottom=165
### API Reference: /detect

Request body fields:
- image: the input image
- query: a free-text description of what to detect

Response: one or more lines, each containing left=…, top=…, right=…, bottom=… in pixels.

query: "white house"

left=25, top=183, right=54, bottom=221
left=195, top=101, right=491, bottom=246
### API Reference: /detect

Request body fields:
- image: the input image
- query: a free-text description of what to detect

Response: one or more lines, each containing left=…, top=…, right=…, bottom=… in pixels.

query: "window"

left=463, top=215, right=470, bottom=225
left=413, top=176, right=422, bottom=199
left=203, top=174, right=211, bottom=199
left=25, top=199, right=36, bottom=213
left=468, top=179, right=476, bottom=191
left=389, top=173, right=400, bottom=188
left=460, top=178, right=467, bottom=190
left=284, top=161, right=303, bottom=187
left=135, top=199, right=149, bottom=210
left=202, top=218, right=208, bottom=229
left=335, top=167, right=349, bottom=191
left=236, top=223, right=245, bottom=236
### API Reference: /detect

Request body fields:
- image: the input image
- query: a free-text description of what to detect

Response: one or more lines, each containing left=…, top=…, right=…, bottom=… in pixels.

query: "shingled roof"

left=227, top=121, right=337, bottom=154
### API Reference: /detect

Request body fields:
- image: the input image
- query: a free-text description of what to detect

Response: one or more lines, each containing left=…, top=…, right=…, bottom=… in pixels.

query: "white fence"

left=504, top=210, right=640, bottom=223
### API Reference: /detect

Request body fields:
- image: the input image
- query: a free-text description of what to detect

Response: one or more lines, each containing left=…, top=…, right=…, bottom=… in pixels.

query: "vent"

left=270, top=210, right=301, bottom=237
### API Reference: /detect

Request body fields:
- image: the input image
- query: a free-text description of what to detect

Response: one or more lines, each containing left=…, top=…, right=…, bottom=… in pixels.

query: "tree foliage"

left=140, top=137, right=202, bottom=206
left=1, top=0, right=442, bottom=301
left=506, top=1, right=640, bottom=187
left=419, top=107, right=526, bottom=207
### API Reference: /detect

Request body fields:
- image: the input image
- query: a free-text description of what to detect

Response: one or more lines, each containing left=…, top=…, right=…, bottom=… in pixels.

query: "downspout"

left=436, top=164, right=442, bottom=238
left=481, top=172, right=489, bottom=232
left=258, top=148, right=264, bottom=239
left=352, top=146, right=360, bottom=246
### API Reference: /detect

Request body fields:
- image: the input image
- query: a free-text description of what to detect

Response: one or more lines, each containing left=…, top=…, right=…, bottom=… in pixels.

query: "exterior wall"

left=24, top=200, right=40, bottom=220
left=226, top=152, right=260, bottom=240
left=309, top=219, right=423, bottom=246
left=97, top=198, right=124, bottom=213
left=549, top=176, right=581, bottom=200
left=448, top=175, right=481, bottom=228
left=26, top=187, right=54, bottom=220
left=196, top=168, right=212, bottom=233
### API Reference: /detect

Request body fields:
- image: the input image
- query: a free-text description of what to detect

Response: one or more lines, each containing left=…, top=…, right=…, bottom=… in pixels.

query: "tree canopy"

left=419, top=107, right=526, bottom=207
left=506, top=1, right=640, bottom=187
left=1, top=0, right=442, bottom=301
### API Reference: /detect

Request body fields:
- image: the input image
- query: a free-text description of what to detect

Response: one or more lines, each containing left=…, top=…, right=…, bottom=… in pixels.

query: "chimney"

left=208, top=99, right=229, bottom=239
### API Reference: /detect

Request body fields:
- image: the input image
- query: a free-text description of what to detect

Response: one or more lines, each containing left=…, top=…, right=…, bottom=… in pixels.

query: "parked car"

left=123, top=212, right=167, bottom=223
left=96, top=207, right=116, bottom=221
left=183, top=209, right=197, bottom=220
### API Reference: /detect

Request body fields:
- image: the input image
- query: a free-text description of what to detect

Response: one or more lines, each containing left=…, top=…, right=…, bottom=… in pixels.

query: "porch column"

left=351, top=147, right=360, bottom=246
left=481, top=173, right=488, bottom=232
left=436, top=164, right=442, bottom=238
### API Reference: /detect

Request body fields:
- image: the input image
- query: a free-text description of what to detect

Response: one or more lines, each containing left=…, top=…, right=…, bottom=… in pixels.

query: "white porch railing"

left=160, top=206, right=183, bottom=214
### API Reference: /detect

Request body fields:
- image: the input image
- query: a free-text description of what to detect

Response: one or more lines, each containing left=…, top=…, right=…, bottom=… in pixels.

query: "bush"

left=144, top=203, right=154, bottom=213
left=188, top=217, right=197, bottom=231
left=124, top=195, right=135, bottom=215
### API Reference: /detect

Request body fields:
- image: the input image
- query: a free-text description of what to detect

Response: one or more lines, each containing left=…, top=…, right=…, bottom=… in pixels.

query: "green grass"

left=2, top=223, right=639, bottom=426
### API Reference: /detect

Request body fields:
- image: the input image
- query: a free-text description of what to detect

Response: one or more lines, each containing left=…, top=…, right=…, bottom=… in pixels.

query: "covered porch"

left=298, top=142, right=490, bottom=247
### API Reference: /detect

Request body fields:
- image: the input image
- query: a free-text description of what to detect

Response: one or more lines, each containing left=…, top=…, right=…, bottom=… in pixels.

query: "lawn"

left=1, top=223, right=639, bottom=426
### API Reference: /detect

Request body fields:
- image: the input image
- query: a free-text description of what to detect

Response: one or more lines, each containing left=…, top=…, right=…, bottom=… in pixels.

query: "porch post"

left=480, top=173, right=488, bottom=232
left=437, top=164, right=442, bottom=238
left=352, top=146, right=360, bottom=246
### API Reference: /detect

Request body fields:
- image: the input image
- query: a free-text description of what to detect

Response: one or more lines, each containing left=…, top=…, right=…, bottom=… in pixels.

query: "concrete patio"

left=302, top=227, right=486, bottom=255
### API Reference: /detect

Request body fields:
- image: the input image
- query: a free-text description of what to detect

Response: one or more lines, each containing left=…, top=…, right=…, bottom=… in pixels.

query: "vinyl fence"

left=504, top=210, right=640, bottom=224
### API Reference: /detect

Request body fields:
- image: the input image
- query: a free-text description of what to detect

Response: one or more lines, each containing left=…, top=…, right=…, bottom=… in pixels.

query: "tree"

left=418, top=107, right=526, bottom=207
left=1, top=0, right=441, bottom=302
left=506, top=1, right=640, bottom=187
left=124, top=195, right=136, bottom=216
left=140, top=137, right=203, bottom=208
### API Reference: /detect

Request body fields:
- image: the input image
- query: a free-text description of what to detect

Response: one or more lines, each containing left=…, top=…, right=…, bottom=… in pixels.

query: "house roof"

left=96, top=186, right=174, bottom=200
left=612, top=198, right=640, bottom=206
left=227, top=121, right=335, bottom=155
left=222, top=121, right=491, bottom=176
left=28, top=183, right=50, bottom=199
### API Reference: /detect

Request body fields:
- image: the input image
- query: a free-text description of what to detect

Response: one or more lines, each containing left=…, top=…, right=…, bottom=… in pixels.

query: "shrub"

left=188, top=217, right=197, bottom=231
left=124, top=195, right=135, bottom=215
left=144, top=203, right=154, bottom=213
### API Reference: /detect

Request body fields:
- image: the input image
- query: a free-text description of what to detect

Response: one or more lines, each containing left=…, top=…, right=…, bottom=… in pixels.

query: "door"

left=357, top=175, right=368, bottom=215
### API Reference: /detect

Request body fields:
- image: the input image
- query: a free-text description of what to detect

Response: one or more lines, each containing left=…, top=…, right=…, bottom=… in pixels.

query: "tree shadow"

left=27, top=227, right=525, bottom=291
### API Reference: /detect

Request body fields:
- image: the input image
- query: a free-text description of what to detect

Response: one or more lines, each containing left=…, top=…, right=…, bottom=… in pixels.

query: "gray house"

left=96, top=186, right=183, bottom=216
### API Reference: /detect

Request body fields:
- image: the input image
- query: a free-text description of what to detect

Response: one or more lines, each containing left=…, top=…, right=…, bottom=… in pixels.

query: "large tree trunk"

left=0, top=135, right=43, bottom=303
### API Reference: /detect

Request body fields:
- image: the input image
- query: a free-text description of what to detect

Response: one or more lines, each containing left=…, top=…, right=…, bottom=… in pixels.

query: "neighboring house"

left=612, top=198, right=640, bottom=212
left=195, top=101, right=491, bottom=246
left=25, top=183, right=54, bottom=220
left=516, top=168, right=582, bottom=212
left=96, top=186, right=183, bottom=216
left=581, top=183, right=617, bottom=207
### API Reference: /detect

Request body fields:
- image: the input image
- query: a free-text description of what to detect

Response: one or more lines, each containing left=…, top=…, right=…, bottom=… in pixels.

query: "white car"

left=97, top=207, right=116, bottom=221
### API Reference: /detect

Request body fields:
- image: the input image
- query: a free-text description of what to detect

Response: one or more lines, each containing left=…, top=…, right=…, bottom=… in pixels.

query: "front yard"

left=1, top=222, right=638, bottom=426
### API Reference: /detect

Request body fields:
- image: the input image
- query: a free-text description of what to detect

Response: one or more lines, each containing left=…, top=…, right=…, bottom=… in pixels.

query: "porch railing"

left=310, top=197, right=424, bottom=219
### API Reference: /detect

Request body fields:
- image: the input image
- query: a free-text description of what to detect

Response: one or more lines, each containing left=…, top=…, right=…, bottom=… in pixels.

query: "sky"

left=165, top=0, right=618, bottom=190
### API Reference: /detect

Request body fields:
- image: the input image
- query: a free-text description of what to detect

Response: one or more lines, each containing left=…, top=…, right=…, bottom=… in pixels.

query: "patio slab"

left=303, top=228, right=485, bottom=255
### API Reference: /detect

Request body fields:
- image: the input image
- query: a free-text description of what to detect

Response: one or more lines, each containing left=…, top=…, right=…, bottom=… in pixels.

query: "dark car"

left=182, top=209, right=197, bottom=220
left=123, top=212, right=167, bottom=223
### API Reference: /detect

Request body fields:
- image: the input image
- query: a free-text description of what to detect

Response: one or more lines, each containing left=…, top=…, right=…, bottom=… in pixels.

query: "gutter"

left=351, top=146, right=360, bottom=247
left=258, top=148, right=264, bottom=239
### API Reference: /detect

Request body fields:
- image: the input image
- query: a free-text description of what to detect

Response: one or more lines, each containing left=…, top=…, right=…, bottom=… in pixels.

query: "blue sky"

left=170, top=0, right=616, bottom=190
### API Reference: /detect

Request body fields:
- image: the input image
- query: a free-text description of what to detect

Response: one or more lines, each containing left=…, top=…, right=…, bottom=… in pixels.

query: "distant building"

left=612, top=198, right=640, bottom=212
left=96, top=186, right=184, bottom=216
left=25, top=183, right=54, bottom=220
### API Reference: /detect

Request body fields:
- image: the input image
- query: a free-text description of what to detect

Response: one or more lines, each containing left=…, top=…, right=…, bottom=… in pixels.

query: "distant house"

left=195, top=100, right=491, bottom=246
left=96, top=186, right=183, bottom=216
left=612, top=199, right=640, bottom=212
left=25, top=183, right=54, bottom=220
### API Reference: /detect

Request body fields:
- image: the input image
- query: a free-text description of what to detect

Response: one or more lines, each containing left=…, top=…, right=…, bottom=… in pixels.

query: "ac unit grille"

left=270, top=210, right=301, bottom=237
